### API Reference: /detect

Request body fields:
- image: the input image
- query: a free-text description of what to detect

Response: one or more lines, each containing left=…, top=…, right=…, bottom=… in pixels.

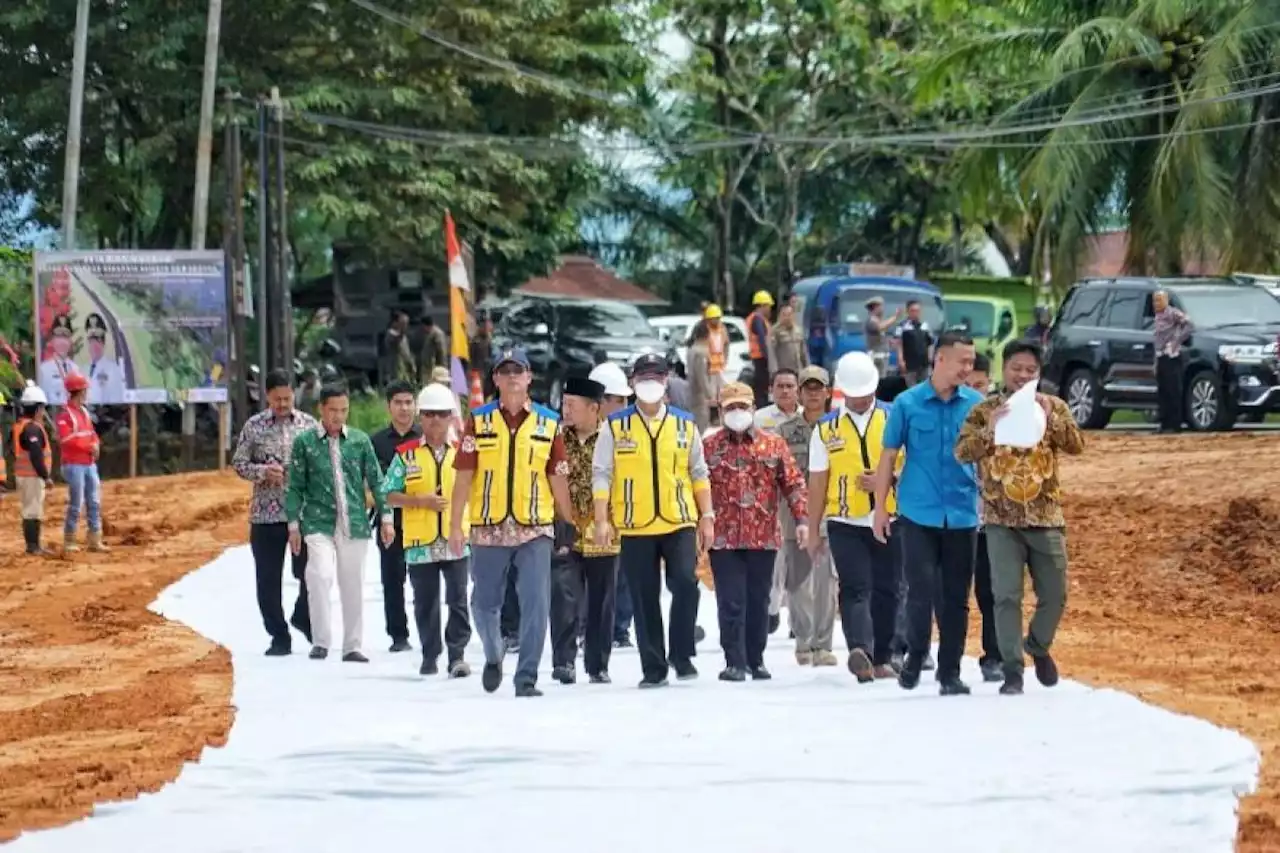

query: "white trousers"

left=304, top=531, right=369, bottom=654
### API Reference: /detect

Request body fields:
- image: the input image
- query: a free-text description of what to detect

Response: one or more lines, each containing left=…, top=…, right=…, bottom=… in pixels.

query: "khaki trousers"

left=17, top=477, right=46, bottom=520
left=304, top=531, right=370, bottom=655
left=773, top=540, right=836, bottom=652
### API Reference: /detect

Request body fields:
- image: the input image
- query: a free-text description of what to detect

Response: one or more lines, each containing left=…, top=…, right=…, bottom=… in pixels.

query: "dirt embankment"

left=3, top=435, right=1280, bottom=850
left=0, top=472, right=250, bottom=842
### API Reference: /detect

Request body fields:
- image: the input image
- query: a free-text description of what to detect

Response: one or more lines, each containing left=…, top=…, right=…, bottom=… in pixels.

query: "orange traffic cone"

left=469, top=369, right=484, bottom=408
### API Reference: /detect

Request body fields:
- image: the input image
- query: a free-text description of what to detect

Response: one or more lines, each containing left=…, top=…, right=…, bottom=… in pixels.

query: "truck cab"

left=945, top=296, right=1018, bottom=376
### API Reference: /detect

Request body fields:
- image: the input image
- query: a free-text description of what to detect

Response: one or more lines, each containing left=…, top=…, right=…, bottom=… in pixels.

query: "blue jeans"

left=471, top=537, right=552, bottom=688
left=63, top=463, right=102, bottom=535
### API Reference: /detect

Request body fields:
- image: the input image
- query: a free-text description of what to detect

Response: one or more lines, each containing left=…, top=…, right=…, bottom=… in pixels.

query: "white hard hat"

left=20, top=380, right=48, bottom=407
left=417, top=383, right=456, bottom=412
left=589, top=362, right=631, bottom=398
left=835, top=352, right=879, bottom=398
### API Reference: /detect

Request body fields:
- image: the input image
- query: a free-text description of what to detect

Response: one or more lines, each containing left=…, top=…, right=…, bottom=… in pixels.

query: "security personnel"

left=82, top=313, right=126, bottom=405
left=12, top=382, right=54, bottom=555
left=592, top=353, right=714, bottom=688
left=449, top=347, right=574, bottom=698
left=747, top=290, right=775, bottom=407
left=808, top=352, right=902, bottom=683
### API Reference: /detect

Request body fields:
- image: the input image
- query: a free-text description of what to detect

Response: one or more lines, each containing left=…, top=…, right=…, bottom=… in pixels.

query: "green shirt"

left=286, top=425, right=385, bottom=539
left=379, top=443, right=472, bottom=565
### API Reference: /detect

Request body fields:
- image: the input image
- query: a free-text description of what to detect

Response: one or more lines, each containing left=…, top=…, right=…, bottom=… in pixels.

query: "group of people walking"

left=234, top=324, right=1083, bottom=699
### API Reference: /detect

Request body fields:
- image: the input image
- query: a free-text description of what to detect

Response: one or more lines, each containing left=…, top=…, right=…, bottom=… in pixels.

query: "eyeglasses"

left=495, top=364, right=527, bottom=376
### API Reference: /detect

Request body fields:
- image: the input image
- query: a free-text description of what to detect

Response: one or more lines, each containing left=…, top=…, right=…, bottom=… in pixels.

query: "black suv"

left=493, top=295, right=668, bottom=407
left=1042, top=277, right=1280, bottom=430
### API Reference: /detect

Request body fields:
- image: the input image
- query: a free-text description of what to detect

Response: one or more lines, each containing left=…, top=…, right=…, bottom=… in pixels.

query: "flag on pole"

left=444, top=210, right=472, bottom=398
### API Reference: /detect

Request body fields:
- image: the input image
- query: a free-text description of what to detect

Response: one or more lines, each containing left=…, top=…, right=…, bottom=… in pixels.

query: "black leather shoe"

left=749, top=665, right=772, bottom=681
left=342, top=651, right=369, bottom=663
left=308, top=646, right=328, bottom=660
left=515, top=683, right=543, bottom=698
left=719, top=667, right=746, bottom=682
left=482, top=662, right=503, bottom=693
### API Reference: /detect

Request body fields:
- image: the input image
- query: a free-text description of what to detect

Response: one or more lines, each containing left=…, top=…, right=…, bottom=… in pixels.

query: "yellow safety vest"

left=607, top=405, right=699, bottom=536
left=469, top=401, right=559, bottom=527
left=399, top=439, right=468, bottom=547
left=815, top=404, right=900, bottom=519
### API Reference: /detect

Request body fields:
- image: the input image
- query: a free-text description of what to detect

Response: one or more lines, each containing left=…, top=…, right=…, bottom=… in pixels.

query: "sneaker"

left=552, top=665, right=576, bottom=685
left=672, top=660, right=698, bottom=681
left=308, top=646, right=328, bottom=660
left=515, top=683, right=543, bottom=698
left=613, top=635, right=634, bottom=649
left=939, top=677, right=971, bottom=696
left=265, top=641, right=291, bottom=657
left=768, top=614, right=781, bottom=635
left=795, top=650, right=814, bottom=666
left=718, top=666, right=746, bottom=682
left=589, top=671, right=612, bottom=684
left=448, top=660, right=471, bottom=678
left=389, top=639, right=413, bottom=653
left=694, top=625, right=707, bottom=644
left=342, top=651, right=369, bottom=663
left=847, top=649, right=874, bottom=683
left=980, top=659, right=1004, bottom=683
left=420, top=660, right=439, bottom=676
left=999, top=671, right=1024, bottom=695
left=898, top=653, right=923, bottom=690
left=889, top=651, right=905, bottom=672
left=638, top=675, right=669, bottom=689
left=748, top=665, right=772, bottom=681
left=812, top=650, right=838, bottom=667
left=503, top=635, right=520, bottom=655
left=482, top=662, right=503, bottom=693
left=1031, top=652, right=1059, bottom=687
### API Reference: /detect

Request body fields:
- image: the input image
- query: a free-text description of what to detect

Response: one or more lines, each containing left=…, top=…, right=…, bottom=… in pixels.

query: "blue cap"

left=493, top=346, right=531, bottom=373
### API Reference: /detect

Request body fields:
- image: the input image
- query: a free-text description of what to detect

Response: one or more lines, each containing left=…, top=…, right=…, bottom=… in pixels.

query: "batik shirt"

left=563, top=423, right=620, bottom=556
left=232, top=408, right=319, bottom=524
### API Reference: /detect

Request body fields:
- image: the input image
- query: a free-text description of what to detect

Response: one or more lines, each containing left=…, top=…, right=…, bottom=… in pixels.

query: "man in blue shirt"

left=871, top=331, right=983, bottom=696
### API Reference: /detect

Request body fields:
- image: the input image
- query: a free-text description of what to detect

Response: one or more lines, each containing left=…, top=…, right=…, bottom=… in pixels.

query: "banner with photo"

left=33, top=250, right=230, bottom=406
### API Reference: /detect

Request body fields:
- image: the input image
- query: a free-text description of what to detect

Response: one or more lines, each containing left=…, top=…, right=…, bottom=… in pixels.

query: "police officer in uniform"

left=82, top=313, right=126, bottom=405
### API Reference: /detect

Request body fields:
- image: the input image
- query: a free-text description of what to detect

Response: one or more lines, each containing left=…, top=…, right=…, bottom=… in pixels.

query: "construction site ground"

left=1, top=433, right=1279, bottom=849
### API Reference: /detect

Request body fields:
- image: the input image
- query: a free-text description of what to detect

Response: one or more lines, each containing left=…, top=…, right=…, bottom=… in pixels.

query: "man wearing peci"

left=82, top=313, right=126, bottom=405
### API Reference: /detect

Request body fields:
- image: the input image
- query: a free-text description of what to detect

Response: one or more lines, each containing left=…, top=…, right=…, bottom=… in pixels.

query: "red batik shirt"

left=703, top=426, right=807, bottom=551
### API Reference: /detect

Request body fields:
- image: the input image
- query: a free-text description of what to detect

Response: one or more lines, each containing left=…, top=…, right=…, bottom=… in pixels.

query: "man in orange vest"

left=702, top=304, right=731, bottom=422
left=748, top=290, right=775, bottom=408
left=55, top=372, right=108, bottom=553
left=13, top=382, right=55, bottom=555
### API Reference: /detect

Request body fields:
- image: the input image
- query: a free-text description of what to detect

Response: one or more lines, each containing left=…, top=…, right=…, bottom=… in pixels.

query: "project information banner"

left=33, top=250, right=230, bottom=406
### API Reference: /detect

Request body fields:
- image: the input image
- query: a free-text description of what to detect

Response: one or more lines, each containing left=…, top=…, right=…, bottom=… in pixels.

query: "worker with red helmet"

left=55, top=371, right=108, bottom=553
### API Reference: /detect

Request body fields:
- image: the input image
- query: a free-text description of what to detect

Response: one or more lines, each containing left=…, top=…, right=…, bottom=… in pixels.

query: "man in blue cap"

left=449, top=347, right=574, bottom=697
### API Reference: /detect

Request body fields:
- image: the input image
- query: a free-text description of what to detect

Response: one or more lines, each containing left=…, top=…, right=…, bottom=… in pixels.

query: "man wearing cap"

left=863, top=297, right=903, bottom=376
left=810, top=352, right=903, bottom=682
left=380, top=384, right=473, bottom=678
left=38, top=314, right=82, bottom=406
left=81, top=313, right=126, bottom=405
left=55, top=371, right=108, bottom=553
left=369, top=379, right=422, bottom=654
left=449, top=347, right=574, bottom=698
left=593, top=353, right=714, bottom=687
left=550, top=375, right=620, bottom=684
left=589, top=361, right=637, bottom=647
left=773, top=365, right=838, bottom=666
left=747, top=291, right=775, bottom=408
left=13, top=382, right=54, bottom=555
left=704, top=381, right=808, bottom=681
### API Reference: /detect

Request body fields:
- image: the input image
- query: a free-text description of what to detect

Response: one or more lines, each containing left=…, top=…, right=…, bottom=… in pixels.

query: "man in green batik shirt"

left=287, top=385, right=391, bottom=664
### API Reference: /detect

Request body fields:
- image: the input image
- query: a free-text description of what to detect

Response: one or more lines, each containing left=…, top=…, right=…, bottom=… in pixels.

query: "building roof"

left=516, top=256, right=668, bottom=306
left=1079, top=230, right=1221, bottom=277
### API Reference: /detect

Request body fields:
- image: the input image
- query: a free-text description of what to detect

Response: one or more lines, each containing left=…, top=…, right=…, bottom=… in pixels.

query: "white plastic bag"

left=993, top=381, right=1046, bottom=449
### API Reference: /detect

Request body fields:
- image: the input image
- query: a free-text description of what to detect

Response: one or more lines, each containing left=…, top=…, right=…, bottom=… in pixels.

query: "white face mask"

left=633, top=380, right=666, bottom=405
left=723, top=409, right=753, bottom=433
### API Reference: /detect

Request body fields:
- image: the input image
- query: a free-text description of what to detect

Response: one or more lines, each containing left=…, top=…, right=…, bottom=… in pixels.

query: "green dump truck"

left=929, top=274, right=1055, bottom=377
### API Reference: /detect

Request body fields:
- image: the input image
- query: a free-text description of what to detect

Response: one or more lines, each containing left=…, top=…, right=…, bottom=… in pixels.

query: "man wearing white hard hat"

left=808, top=352, right=903, bottom=682
left=379, top=383, right=474, bottom=678
left=13, top=381, right=55, bottom=555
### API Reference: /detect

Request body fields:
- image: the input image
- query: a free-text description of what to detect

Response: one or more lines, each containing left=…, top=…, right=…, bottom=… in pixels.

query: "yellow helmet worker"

left=704, top=304, right=723, bottom=320
left=752, top=290, right=774, bottom=307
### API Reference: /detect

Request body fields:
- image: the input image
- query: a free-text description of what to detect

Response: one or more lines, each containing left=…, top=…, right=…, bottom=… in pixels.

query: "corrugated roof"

left=516, top=256, right=668, bottom=306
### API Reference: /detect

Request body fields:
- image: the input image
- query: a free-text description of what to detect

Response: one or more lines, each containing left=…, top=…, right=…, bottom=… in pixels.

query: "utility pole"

left=270, top=87, right=294, bottom=383
left=256, top=98, right=271, bottom=404
left=191, top=0, right=224, bottom=250
left=223, top=92, right=249, bottom=427
left=61, top=0, right=92, bottom=248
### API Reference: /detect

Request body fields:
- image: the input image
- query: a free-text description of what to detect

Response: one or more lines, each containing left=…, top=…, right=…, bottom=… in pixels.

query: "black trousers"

left=620, top=528, right=700, bottom=681
left=249, top=522, right=310, bottom=646
left=1156, top=355, right=1184, bottom=431
left=828, top=523, right=898, bottom=665
left=709, top=548, right=774, bottom=669
left=379, top=513, right=410, bottom=643
left=899, top=518, right=976, bottom=682
left=501, top=569, right=520, bottom=639
left=550, top=551, right=619, bottom=675
left=750, top=358, right=770, bottom=407
left=407, top=558, right=471, bottom=665
left=973, top=531, right=1000, bottom=666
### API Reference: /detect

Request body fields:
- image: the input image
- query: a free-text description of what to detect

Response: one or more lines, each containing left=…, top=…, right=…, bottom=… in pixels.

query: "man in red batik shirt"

left=703, top=381, right=808, bottom=682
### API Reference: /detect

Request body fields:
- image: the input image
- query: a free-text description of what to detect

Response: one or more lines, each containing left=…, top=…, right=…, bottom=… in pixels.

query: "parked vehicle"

left=493, top=295, right=668, bottom=408
left=790, top=264, right=945, bottom=370
left=1233, top=272, right=1280, bottom=300
left=649, top=314, right=752, bottom=380
left=1042, top=277, right=1280, bottom=430
left=945, top=296, right=1019, bottom=376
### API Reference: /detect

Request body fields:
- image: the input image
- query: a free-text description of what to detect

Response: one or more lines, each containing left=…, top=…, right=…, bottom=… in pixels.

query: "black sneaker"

left=265, top=641, right=291, bottom=657
left=672, top=660, right=698, bottom=681
left=342, top=651, right=369, bottom=663
left=719, top=667, right=746, bottom=682
left=939, top=677, right=971, bottom=696
left=482, top=662, right=503, bottom=693
left=420, top=660, right=439, bottom=676
left=638, top=674, right=669, bottom=689
left=552, top=665, right=576, bottom=685
left=694, top=625, right=706, bottom=644
left=898, top=653, right=923, bottom=690
left=980, top=659, right=1004, bottom=683
left=448, top=660, right=471, bottom=678
left=309, top=646, right=328, bottom=660
left=589, top=671, right=611, bottom=684
left=613, top=635, right=633, bottom=649
left=389, top=639, right=413, bottom=653
left=999, top=671, right=1024, bottom=695
left=515, top=683, right=543, bottom=698
left=1031, top=652, right=1059, bottom=687
left=768, top=613, right=781, bottom=635
left=749, top=665, right=772, bottom=681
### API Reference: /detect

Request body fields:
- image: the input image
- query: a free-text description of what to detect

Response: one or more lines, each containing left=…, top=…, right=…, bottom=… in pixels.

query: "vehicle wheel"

left=1063, top=369, right=1112, bottom=429
left=1184, top=370, right=1234, bottom=431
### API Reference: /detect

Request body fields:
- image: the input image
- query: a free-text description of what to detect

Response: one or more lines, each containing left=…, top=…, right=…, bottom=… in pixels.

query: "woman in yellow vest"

left=592, top=353, right=715, bottom=688
left=380, top=384, right=474, bottom=679
left=448, top=347, right=574, bottom=698
left=807, top=352, right=902, bottom=684
left=13, top=382, right=54, bottom=555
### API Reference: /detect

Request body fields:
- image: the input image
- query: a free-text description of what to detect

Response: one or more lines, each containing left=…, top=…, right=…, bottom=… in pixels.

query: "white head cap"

left=20, top=380, right=48, bottom=407
left=417, top=383, right=457, bottom=413
left=589, top=362, right=631, bottom=398
left=834, top=352, right=880, bottom=398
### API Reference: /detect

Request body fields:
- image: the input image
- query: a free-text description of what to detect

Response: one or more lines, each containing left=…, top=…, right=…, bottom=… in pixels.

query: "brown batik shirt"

left=563, top=423, right=620, bottom=556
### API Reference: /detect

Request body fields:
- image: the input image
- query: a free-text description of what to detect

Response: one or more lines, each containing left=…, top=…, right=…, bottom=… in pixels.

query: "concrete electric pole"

left=191, top=0, right=224, bottom=251
left=60, top=0, right=92, bottom=248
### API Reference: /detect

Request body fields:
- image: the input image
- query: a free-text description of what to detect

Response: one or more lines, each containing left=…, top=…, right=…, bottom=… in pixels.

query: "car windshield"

left=1175, top=287, right=1280, bottom=328
left=835, top=288, right=945, bottom=332
left=558, top=302, right=657, bottom=338
left=945, top=300, right=996, bottom=337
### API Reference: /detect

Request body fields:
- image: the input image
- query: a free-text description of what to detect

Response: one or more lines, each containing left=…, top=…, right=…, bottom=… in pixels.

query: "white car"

left=649, top=314, right=753, bottom=378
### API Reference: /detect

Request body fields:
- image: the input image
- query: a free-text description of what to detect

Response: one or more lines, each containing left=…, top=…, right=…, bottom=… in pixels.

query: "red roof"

left=516, top=256, right=668, bottom=306
left=1079, top=230, right=1221, bottom=277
